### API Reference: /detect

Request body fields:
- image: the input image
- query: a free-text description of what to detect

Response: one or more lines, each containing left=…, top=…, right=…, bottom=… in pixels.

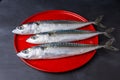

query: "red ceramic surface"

left=14, top=10, right=98, bottom=72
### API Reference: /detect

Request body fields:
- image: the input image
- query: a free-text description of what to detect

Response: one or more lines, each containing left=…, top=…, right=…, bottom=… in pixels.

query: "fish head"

left=12, top=24, right=31, bottom=35
left=17, top=48, right=33, bottom=59
left=26, top=34, right=49, bottom=44
left=17, top=47, right=44, bottom=59
left=26, top=34, right=40, bottom=44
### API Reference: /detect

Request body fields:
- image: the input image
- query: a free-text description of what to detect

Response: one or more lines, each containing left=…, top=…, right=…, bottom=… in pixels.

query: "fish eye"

left=22, top=50, right=29, bottom=54
left=35, top=22, right=39, bottom=25
left=31, top=36, right=38, bottom=39
left=17, top=26, right=24, bottom=30
left=26, top=55, right=29, bottom=58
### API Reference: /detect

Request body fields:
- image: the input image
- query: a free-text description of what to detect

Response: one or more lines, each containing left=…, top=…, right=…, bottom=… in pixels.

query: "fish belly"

left=41, top=46, right=99, bottom=59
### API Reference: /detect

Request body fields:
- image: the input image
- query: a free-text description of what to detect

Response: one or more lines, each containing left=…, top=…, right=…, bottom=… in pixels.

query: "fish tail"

left=94, top=15, right=106, bottom=28
left=104, top=38, right=119, bottom=51
left=103, top=28, right=115, bottom=38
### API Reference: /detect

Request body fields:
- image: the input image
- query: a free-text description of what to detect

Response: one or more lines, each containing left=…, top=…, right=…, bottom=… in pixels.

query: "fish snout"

left=12, top=29, right=17, bottom=33
left=12, top=29, right=21, bottom=34
left=26, top=38, right=32, bottom=43
left=17, top=52, right=29, bottom=59
left=17, top=53, right=23, bottom=58
left=26, top=37, right=37, bottom=44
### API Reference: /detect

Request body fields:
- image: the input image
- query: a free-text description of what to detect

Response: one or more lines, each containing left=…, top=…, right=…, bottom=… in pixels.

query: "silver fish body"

left=17, top=42, right=103, bottom=59
left=12, top=16, right=105, bottom=35
left=12, top=20, right=94, bottom=35
left=26, top=28, right=114, bottom=44
left=17, top=38, right=118, bottom=59
left=26, top=30, right=102, bottom=44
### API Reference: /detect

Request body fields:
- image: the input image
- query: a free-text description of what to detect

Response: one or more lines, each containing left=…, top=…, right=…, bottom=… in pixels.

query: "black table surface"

left=0, top=0, right=120, bottom=80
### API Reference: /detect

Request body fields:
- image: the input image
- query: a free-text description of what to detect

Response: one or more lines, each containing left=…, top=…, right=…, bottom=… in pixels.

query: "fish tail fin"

left=103, top=28, right=115, bottom=38
left=104, top=38, right=119, bottom=51
left=94, top=15, right=106, bottom=28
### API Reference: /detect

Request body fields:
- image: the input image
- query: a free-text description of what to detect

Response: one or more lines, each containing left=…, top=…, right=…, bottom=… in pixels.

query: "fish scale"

left=40, top=42, right=97, bottom=47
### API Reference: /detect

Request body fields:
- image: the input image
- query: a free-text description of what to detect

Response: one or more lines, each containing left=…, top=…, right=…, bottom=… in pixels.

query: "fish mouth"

left=17, top=53, right=28, bottom=59
left=17, top=53, right=23, bottom=58
left=26, top=38, right=38, bottom=44
left=12, top=29, right=16, bottom=33
left=26, top=38, right=32, bottom=43
left=12, top=29, right=21, bottom=34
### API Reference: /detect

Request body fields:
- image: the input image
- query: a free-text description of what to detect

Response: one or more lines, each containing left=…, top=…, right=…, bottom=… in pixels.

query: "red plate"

left=14, top=10, right=98, bottom=73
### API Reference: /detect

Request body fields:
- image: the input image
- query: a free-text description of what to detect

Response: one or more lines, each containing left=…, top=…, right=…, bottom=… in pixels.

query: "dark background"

left=0, top=0, right=120, bottom=80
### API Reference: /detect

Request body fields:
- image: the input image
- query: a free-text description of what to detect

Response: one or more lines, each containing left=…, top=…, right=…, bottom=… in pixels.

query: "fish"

left=17, top=38, right=119, bottom=59
left=12, top=15, right=106, bottom=35
left=26, top=28, right=114, bottom=44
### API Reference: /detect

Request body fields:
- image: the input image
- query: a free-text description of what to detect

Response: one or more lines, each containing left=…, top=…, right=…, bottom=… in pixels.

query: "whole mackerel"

left=26, top=28, right=114, bottom=44
left=12, top=16, right=105, bottom=35
left=17, top=38, right=119, bottom=59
